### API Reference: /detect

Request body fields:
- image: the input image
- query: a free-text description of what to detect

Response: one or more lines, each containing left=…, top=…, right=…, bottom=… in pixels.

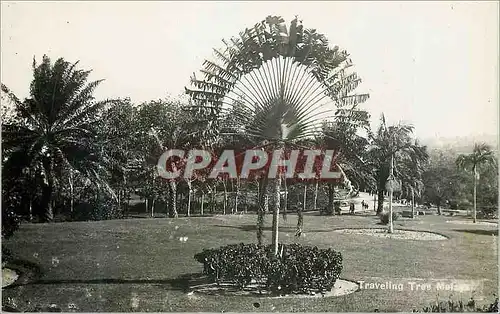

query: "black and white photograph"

left=1, top=1, right=498, bottom=312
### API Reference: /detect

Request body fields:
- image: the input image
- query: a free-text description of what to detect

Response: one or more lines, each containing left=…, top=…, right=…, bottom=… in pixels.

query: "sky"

left=1, top=1, right=498, bottom=140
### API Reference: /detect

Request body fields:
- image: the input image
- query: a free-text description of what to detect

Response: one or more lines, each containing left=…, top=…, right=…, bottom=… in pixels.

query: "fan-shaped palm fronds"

left=185, top=16, right=370, bottom=254
left=2, top=55, right=116, bottom=222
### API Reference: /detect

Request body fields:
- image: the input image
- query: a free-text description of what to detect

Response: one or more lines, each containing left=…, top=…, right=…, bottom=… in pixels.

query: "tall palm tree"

left=456, top=143, right=497, bottom=223
left=142, top=99, right=202, bottom=218
left=398, top=148, right=427, bottom=218
left=368, top=114, right=428, bottom=232
left=1, top=55, right=116, bottom=222
left=317, top=118, right=375, bottom=215
left=185, top=15, right=370, bottom=255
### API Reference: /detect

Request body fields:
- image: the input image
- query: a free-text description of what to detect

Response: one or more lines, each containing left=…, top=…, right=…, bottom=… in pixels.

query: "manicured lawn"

left=2, top=213, right=498, bottom=312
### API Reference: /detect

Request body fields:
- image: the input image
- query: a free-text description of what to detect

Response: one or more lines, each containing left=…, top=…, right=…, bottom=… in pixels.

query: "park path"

left=342, top=191, right=408, bottom=213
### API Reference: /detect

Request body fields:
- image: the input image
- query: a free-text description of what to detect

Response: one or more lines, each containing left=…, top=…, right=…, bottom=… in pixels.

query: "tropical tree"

left=422, top=151, right=467, bottom=216
left=317, top=118, right=375, bottom=216
left=185, top=15, right=370, bottom=255
left=368, top=114, right=428, bottom=232
left=136, top=99, right=194, bottom=218
left=398, top=143, right=427, bottom=218
left=98, top=98, right=138, bottom=215
left=1, top=55, right=116, bottom=222
left=456, top=143, right=497, bottom=223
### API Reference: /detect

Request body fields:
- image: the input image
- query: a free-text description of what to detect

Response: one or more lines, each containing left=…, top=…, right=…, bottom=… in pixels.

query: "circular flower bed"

left=192, top=243, right=349, bottom=297
left=332, top=228, right=448, bottom=241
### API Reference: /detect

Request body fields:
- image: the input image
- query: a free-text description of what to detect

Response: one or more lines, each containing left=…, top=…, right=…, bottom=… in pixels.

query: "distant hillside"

left=419, top=134, right=498, bottom=156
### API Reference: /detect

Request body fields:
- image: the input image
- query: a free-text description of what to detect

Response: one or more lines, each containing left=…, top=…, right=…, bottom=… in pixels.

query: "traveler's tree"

left=185, top=15, right=369, bottom=254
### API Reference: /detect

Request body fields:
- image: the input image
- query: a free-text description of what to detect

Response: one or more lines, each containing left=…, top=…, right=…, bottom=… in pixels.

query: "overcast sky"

left=1, top=1, right=498, bottom=140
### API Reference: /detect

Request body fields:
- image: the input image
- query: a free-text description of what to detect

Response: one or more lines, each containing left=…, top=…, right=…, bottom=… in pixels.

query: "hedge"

left=194, top=243, right=343, bottom=295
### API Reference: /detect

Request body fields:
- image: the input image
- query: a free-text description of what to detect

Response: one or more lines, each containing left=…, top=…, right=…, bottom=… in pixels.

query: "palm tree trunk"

left=117, top=189, right=121, bottom=213
left=411, top=189, right=415, bottom=219
left=313, top=181, right=319, bottom=211
left=473, top=166, right=477, bottom=223
left=377, top=189, right=385, bottom=214
left=296, top=182, right=305, bottom=237
left=388, top=155, right=394, bottom=233
left=29, top=198, right=33, bottom=222
left=327, top=183, right=334, bottom=215
left=222, top=180, right=227, bottom=215
left=257, top=177, right=268, bottom=245
left=234, top=178, right=240, bottom=214
left=69, top=170, right=74, bottom=214
left=271, top=174, right=282, bottom=256
left=169, top=181, right=178, bottom=218
left=201, top=191, right=205, bottom=216
left=41, top=160, right=54, bottom=222
left=244, top=187, right=248, bottom=214
left=211, top=188, right=216, bottom=213
left=187, top=181, right=192, bottom=217
left=303, top=184, right=307, bottom=212
left=282, top=178, right=288, bottom=221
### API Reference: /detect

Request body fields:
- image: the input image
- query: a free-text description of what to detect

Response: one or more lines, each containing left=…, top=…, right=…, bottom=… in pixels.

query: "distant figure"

left=349, top=203, right=355, bottom=215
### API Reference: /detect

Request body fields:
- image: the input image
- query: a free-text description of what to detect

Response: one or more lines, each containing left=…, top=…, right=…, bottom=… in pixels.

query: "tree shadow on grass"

left=452, top=229, right=498, bottom=236
left=4, top=272, right=202, bottom=293
left=213, top=224, right=332, bottom=233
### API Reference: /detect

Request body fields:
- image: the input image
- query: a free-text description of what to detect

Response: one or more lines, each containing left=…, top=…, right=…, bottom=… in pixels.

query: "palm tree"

left=317, top=118, right=375, bottom=215
left=456, top=143, right=497, bottom=223
left=398, top=149, right=427, bottom=218
left=185, top=15, right=370, bottom=255
left=1, top=55, right=116, bottom=222
left=141, top=99, right=203, bottom=218
left=368, top=114, right=428, bottom=232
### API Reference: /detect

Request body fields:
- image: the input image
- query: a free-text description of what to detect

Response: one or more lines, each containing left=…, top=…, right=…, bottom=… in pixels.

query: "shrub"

left=479, top=206, right=498, bottom=219
left=194, top=243, right=343, bottom=295
left=379, top=212, right=400, bottom=225
left=334, top=201, right=342, bottom=215
left=71, top=198, right=123, bottom=221
left=2, top=247, right=14, bottom=266
left=2, top=209, right=20, bottom=239
left=412, top=297, right=498, bottom=312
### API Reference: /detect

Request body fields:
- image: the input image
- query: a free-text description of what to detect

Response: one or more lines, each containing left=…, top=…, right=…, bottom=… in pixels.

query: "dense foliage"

left=1, top=209, right=20, bottom=239
left=1, top=55, right=116, bottom=224
left=194, top=243, right=343, bottom=295
left=414, top=297, right=498, bottom=313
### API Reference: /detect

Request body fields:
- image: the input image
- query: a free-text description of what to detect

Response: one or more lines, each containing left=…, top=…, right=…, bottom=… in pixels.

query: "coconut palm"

left=185, top=15, right=370, bottom=254
left=398, top=148, right=427, bottom=218
left=368, top=114, right=428, bottom=232
left=456, top=143, right=497, bottom=223
left=317, top=118, right=375, bottom=215
left=1, top=55, right=116, bottom=222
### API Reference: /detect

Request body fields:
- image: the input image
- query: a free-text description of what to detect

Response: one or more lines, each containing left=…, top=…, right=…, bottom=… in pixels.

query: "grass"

left=2, top=212, right=498, bottom=312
